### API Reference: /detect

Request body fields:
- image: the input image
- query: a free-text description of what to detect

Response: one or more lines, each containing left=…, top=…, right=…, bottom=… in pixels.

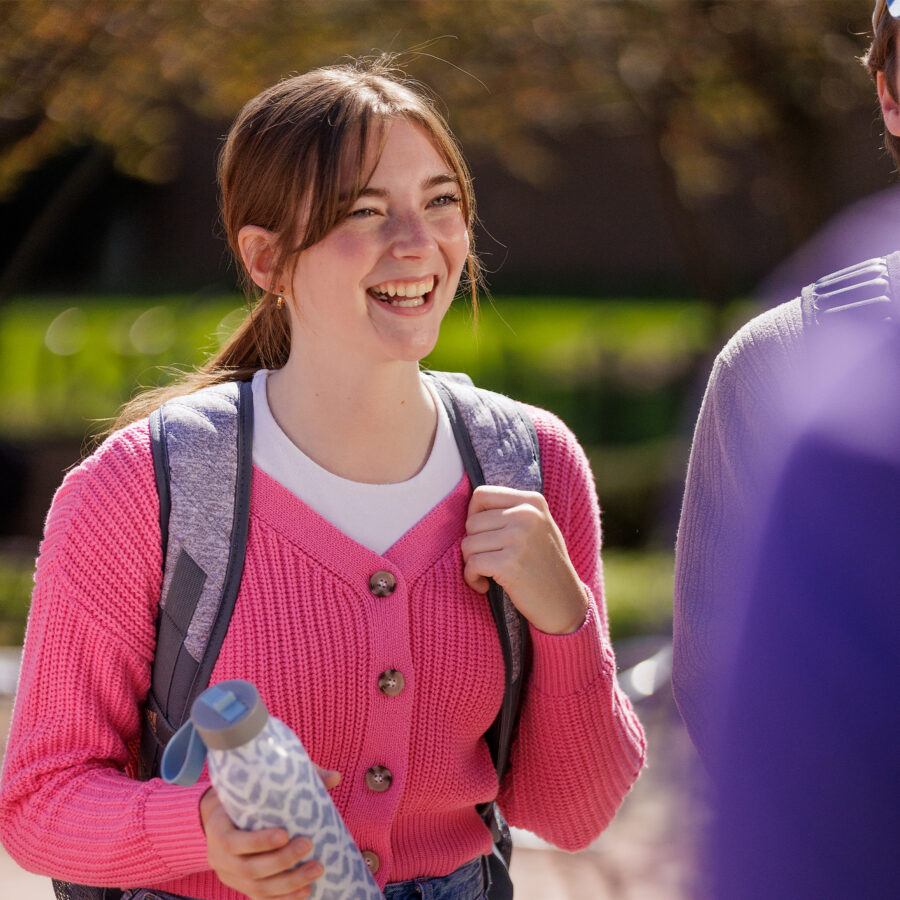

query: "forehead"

left=343, top=117, right=453, bottom=191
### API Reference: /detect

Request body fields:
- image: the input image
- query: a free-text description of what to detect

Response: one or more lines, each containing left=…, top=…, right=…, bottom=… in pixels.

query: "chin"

left=378, top=328, right=442, bottom=363
left=395, top=342, right=439, bottom=364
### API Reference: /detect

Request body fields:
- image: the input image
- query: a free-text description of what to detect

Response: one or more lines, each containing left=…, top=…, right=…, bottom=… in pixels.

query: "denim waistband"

left=119, top=891, right=197, bottom=900
left=383, top=857, right=488, bottom=900
left=120, top=857, right=487, bottom=900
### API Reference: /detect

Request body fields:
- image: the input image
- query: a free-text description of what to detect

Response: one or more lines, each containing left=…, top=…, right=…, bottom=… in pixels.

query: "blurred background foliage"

left=0, top=0, right=884, bottom=643
left=1, top=0, right=871, bottom=199
left=0, top=0, right=877, bottom=305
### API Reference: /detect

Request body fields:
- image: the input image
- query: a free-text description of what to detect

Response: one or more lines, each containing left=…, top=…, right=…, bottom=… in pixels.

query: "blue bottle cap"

left=192, top=679, right=270, bottom=750
left=161, top=679, right=270, bottom=785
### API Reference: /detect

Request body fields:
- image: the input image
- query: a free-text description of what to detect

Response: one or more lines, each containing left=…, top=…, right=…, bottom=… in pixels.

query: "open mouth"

left=368, top=275, right=436, bottom=308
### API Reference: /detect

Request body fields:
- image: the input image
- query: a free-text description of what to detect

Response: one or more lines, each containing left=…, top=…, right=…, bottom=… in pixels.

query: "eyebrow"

left=350, top=173, right=460, bottom=201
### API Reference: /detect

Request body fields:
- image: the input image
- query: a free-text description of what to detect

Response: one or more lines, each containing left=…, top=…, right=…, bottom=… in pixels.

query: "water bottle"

left=162, top=679, right=383, bottom=899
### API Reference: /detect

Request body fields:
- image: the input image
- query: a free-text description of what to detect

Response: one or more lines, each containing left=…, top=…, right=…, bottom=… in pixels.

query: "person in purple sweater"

left=709, top=296, right=900, bottom=897
left=676, top=3, right=900, bottom=895
left=673, top=0, right=900, bottom=767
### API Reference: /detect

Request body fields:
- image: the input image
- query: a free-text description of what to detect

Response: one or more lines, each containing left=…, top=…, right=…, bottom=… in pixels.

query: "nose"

left=389, top=211, right=437, bottom=258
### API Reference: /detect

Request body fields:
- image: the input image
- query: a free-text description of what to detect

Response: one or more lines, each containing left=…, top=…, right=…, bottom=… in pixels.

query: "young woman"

left=0, top=60, right=645, bottom=900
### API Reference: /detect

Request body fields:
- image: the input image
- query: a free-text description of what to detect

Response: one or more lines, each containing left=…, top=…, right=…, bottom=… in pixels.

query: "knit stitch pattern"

left=673, top=297, right=806, bottom=761
left=0, top=402, right=645, bottom=897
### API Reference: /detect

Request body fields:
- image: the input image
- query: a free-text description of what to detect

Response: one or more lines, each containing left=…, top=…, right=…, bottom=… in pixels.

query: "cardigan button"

left=378, top=670, right=405, bottom=697
left=365, top=765, right=393, bottom=792
left=369, top=570, right=397, bottom=597
left=362, top=850, right=380, bottom=874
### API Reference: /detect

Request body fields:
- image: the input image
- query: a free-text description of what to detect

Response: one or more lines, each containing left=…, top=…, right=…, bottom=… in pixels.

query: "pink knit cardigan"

left=0, top=402, right=645, bottom=897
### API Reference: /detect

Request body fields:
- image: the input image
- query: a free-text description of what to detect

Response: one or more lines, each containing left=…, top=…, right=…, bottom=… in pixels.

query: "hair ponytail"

left=209, top=292, right=292, bottom=376
left=105, top=291, right=291, bottom=433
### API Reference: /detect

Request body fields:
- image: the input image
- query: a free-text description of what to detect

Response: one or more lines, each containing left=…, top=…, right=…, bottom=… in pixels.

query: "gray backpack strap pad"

left=139, top=380, right=254, bottom=778
left=425, top=371, right=542, bottom=777
left=801, top=254, right=897, bottom=328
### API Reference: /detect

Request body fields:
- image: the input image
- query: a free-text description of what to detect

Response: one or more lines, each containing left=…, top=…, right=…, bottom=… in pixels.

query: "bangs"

left=291, top=108, right=384, bottom=253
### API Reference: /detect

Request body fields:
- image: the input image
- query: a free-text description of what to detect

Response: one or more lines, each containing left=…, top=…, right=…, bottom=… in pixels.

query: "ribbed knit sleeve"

left=672, top=297, right=806, bottom=765
left=0, top=422, right=210, bottom=886
left=498, top=407, right=646, bottom=850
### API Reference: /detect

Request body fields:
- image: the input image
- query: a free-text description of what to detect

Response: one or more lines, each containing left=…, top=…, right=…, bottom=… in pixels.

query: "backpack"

left=800, top=253, right=898, bottom=328
left=54, top=370, right=542, bottom=900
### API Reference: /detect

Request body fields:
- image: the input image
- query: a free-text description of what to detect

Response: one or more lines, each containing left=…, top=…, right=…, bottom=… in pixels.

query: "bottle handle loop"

left=161, top=720, right=209, bottom=786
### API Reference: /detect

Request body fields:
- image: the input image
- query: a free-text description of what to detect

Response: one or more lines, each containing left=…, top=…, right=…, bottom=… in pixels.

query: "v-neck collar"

left=249, top=465, right=472, bottom=583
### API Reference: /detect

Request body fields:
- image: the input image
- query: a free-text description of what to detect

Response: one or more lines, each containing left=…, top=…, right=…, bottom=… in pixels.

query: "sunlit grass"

left=603, top=548, right=674, bottom=641
left=0, top=293, right=721, bottom=438
left=0, top=555, right=33, bottom=645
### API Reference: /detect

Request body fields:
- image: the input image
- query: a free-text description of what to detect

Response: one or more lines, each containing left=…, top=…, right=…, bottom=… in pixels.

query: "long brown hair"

left=110, top=57, right=480, bottom=432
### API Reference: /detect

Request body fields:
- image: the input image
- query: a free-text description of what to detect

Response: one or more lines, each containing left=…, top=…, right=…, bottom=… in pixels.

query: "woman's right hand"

left=199, top=766, right=341, bottom=899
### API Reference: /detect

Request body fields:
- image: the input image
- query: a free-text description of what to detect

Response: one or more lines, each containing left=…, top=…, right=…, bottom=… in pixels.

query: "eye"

left=428, top=194, right=461, bottom=209
left=348, top=206, right=378, bottom=219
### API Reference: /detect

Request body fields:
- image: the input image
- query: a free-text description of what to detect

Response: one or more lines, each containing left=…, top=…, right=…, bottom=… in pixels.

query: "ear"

left=878, top=71, right=900, bottom=137
left=237, top=225, right=280, bottom=293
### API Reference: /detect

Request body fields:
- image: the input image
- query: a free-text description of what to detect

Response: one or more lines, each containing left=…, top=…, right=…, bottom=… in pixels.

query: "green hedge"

left=0, top=294, right=721, bottom=440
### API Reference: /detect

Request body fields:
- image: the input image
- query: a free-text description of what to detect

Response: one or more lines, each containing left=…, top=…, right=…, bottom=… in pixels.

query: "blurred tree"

left=0, top=0, right=874, bottom=305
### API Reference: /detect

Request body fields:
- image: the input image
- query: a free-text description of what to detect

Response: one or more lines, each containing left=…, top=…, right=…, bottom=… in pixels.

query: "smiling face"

left=285, top=118, right=470, bottom=368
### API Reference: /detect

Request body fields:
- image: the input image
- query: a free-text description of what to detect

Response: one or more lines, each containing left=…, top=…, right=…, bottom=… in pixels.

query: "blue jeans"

left=384, top=857, right=490, bottom=900
left=120, top=857, right=489, bottom=900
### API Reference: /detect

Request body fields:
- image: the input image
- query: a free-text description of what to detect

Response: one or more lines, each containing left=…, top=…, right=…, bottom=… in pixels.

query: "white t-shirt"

left=251, top=369, right=464, bottom=555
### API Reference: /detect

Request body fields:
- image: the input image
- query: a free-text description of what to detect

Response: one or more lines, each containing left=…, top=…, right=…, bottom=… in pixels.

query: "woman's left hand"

left=461, top=485, right=588, bottom=635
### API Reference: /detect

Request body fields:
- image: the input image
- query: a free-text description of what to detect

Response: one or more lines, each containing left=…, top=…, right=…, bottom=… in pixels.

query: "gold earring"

left=276, top=288, right=286, bottom=310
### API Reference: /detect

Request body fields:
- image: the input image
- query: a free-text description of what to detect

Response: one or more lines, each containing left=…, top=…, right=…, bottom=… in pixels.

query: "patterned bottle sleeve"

left=208, top=716, right=383, bottom=899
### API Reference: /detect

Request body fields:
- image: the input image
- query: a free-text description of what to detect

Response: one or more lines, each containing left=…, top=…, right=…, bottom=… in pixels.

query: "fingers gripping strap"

left=427, top=371, right=542, bottom=683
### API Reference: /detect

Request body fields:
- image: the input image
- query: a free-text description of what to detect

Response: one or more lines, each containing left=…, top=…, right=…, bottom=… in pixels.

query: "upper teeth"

left=370, top=276, right=435, bottom=299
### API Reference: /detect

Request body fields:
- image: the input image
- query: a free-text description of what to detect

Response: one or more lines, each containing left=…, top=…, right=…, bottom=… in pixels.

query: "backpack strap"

left=139, top=380, right=254, bottom=779
left=801, top=254, right=898, bottom=329
left=425, top=371, right=542, bottom=898
left=424, top=370, right=542, bottom=785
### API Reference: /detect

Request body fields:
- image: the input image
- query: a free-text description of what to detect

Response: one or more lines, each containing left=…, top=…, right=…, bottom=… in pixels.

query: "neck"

left=265, top=350, right=437, bottom=484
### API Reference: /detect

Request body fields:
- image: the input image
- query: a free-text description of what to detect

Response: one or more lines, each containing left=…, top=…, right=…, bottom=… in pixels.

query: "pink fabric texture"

left=0, top=402, right=645, bottom=897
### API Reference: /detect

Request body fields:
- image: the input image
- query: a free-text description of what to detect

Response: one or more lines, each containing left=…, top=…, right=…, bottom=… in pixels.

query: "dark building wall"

left=1, top=106, right=894, bottom=299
